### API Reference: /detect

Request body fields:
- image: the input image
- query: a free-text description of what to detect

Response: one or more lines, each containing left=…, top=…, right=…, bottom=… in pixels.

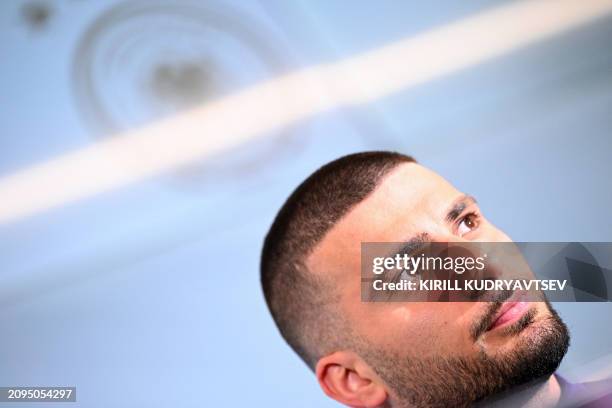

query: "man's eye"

left=399, top=269, right=421, bottom=281
left=458, top=213, right=478, bottom=236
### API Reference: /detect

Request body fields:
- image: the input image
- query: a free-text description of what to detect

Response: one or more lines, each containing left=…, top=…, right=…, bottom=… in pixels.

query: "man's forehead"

left=306, top=162, right=460, bottom=273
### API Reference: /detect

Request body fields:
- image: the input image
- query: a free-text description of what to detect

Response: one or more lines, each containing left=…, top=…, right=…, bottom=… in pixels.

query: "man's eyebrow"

left=445, top=194, right=477, bottom=224
left=395, top=233, right=431, bottom=257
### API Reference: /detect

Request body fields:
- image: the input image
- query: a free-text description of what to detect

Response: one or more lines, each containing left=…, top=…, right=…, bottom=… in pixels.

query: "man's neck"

left=475, top=375, right=561, bottom=408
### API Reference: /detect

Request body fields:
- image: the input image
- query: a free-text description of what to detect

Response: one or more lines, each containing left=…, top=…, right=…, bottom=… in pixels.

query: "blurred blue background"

left=1, top=0, right=612, bottom=406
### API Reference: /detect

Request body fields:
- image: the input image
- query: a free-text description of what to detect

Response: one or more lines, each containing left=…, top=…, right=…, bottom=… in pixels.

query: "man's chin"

left=480, top=302, right=552, bottom=349
left=490, top=304, right=569, bottom=381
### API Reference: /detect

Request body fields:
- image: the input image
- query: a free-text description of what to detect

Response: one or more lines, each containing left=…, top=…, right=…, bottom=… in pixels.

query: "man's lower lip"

left=489, top=301, right=530, bottom=330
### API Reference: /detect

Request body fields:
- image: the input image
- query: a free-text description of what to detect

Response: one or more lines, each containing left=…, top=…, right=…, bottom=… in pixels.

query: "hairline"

left=303, top=161, right=417, bottom=276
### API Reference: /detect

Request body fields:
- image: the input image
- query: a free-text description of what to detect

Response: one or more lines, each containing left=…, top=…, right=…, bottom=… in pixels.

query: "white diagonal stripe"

left=1, top=0, right=611, bottom=224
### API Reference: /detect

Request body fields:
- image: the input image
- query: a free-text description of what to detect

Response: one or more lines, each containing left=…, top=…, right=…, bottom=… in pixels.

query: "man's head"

left=261, top=151, right=569, bottom=407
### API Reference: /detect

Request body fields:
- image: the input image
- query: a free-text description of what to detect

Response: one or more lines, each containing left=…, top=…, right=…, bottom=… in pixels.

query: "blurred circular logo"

left=72, top=0, right=304, bottom=190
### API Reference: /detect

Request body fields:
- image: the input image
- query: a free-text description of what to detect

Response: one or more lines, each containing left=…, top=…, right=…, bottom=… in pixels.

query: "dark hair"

left=260, top=151, right=416, bottom=368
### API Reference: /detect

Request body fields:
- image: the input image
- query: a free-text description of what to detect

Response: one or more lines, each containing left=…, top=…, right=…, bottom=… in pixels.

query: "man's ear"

left=315, top=351, right=388, bottom=408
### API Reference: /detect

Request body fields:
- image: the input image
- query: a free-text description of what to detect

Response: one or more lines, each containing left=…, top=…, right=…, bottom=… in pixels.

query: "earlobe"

left=316, top=352, right=388, bottom=408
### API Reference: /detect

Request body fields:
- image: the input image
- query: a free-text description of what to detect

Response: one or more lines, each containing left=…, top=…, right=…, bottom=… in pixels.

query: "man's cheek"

left=384, top=310, right=453, bottom=353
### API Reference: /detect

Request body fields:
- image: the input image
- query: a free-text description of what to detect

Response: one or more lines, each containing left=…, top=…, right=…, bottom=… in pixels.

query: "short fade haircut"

left=261, top=151, right=416, bottom=368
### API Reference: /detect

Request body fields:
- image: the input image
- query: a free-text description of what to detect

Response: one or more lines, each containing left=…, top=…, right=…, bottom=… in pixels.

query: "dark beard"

left=358, top=304, right=569, bottom=408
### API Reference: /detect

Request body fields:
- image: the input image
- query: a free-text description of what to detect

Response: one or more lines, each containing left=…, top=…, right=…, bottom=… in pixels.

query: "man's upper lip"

left=487, top=291, right=526, bottom=331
